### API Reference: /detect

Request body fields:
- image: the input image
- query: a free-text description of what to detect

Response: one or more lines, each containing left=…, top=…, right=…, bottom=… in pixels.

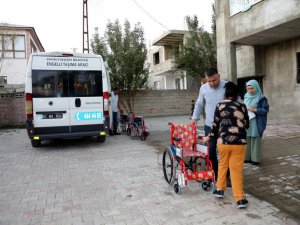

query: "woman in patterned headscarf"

left=244, top=79, right=269, bottom=166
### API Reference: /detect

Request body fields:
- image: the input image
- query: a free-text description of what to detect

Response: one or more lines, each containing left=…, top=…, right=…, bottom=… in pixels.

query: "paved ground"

left=145, top=115, right=300, bottom=224
left=0, top=116, right=299, bottom=225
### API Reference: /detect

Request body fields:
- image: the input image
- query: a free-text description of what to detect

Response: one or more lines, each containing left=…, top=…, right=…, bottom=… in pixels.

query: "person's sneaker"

left=237, top=199, right=249, bottom=209
left=213, top=189, right=224, bottom=198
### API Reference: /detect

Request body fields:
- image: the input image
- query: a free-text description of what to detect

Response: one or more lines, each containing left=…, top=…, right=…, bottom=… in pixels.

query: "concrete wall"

left=264, top=38, right=300, bottom=123
left=236, top=46, right=255, bottom=78
left=216, top=0, right=300, bottom=80
left=120, top=89, right=199, bottom=117
left=216, top=0, right=237, bottom=81
left=228, top=0, right=300, bottom=42
left=216, top=0, right=300, bottom=123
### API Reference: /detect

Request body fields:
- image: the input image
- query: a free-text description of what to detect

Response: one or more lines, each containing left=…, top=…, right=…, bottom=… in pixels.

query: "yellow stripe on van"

left=100, top=132, right=106, bottom=136
left=33, top=136, right=40, bottom=140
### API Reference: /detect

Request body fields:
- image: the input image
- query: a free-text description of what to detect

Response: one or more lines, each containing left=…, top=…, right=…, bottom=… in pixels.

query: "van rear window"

left=32, top=70, right=103, bottom=97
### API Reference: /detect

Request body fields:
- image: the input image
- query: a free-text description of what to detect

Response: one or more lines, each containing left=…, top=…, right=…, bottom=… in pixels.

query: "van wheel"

left=97, top=135, right=106, bottom=143
left=31, top=140, right=41, bottom=147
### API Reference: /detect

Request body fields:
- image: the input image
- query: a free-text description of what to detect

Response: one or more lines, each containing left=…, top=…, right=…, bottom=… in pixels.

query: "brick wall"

left=120, top=89, right=199, bottom=117
left=0, top=92, right=25, bottom=127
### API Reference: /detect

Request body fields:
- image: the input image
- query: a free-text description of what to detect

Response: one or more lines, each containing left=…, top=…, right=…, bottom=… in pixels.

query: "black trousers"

left=112, top=112, right=118, bottom=134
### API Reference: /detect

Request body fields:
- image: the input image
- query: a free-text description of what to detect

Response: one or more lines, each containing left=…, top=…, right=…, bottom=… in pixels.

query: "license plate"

left=41, top=113, right=63, bottom=119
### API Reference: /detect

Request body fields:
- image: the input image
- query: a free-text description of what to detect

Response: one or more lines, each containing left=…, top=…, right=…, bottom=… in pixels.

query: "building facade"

left=0, top=23, right=44, bottom=87
left=148, top=30, right=191, bottom=90
left=0, top=24, right=44, bottom=126
left=216, top=0, right=300, bottom=123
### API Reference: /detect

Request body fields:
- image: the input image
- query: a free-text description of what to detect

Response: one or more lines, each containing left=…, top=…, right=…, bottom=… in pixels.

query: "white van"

left=25, top=52, right=111, bottom=147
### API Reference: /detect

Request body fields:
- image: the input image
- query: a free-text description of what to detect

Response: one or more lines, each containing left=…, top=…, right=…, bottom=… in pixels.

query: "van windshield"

left=32, top=70, right=103, bottom=97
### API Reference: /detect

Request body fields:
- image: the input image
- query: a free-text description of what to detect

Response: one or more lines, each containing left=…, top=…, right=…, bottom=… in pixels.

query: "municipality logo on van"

left=75, top=112, right=103, bottom=121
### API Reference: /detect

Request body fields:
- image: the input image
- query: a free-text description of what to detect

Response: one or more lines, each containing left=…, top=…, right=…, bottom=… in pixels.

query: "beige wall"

left=120, top=89, right=199, bottom=117
left=1, top=89, right=200, bottom=126
left=1, top=28, right=43, bottom=85
left=4, top=59, right=28, bottom=84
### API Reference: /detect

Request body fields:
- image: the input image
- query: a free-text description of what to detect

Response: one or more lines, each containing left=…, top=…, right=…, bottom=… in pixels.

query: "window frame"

left=0, top=34, right=26, bottom=59
left=153, top=52, right=160, bottom=65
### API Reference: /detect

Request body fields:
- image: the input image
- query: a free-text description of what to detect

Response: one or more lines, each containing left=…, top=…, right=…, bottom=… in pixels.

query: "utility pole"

left=83, top=0, right=89, bottom=53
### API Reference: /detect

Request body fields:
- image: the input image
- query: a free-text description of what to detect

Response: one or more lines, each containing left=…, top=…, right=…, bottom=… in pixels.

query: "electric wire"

left=131, top=0, right=190, bottom=44
left=132, top=0, right=169, bottom=30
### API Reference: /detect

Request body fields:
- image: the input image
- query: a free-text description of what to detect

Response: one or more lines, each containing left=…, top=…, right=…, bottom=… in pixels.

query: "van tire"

left=97, top=135, right=106, bottom=143
left=31, top=140, right=41, bottom=147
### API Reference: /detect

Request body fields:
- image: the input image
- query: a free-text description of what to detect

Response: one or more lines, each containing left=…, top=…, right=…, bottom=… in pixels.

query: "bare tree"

left=0, top=23, right=13, bottom=84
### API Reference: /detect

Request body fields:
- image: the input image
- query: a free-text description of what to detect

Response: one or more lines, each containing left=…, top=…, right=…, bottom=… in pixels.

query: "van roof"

left=30, top=52, right=103, bottom=59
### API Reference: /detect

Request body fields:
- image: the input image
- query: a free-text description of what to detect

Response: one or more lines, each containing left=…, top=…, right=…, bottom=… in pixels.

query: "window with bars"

left=0, top=34, right=25, bottom=59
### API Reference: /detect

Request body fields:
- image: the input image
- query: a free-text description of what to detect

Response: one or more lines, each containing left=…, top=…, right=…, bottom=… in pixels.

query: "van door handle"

left=75, top=98, right=81, bottom=107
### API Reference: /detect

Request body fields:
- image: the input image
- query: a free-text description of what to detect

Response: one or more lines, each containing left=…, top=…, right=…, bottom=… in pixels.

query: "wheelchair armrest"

left=197, top=137, right=207, bottom=145
left=172, top=137, right=181, bottom=142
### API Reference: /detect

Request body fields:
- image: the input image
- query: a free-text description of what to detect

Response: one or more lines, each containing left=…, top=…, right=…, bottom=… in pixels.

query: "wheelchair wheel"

left=130, top=126, right=139, bottom=139
left=201, top=179, right=213, bottom=192
left=173, top=181, right=181, bottom=195
left=140, top=131, right=148, bottom=141
left=126, top=127, right=131, bottom=136
left=120, top=123, right=127, bottom=133
left=162, top=147, right=176, bottom=185
left=194, top=157, right=207, bottom=172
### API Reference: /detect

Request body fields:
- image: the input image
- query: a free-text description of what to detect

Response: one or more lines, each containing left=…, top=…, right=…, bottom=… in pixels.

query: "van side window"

left=32, top=70, right=68, bottom=97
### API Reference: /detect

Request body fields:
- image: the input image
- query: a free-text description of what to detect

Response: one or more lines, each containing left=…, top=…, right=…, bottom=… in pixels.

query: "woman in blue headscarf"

left=244, top=80, right=269, bottom=165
